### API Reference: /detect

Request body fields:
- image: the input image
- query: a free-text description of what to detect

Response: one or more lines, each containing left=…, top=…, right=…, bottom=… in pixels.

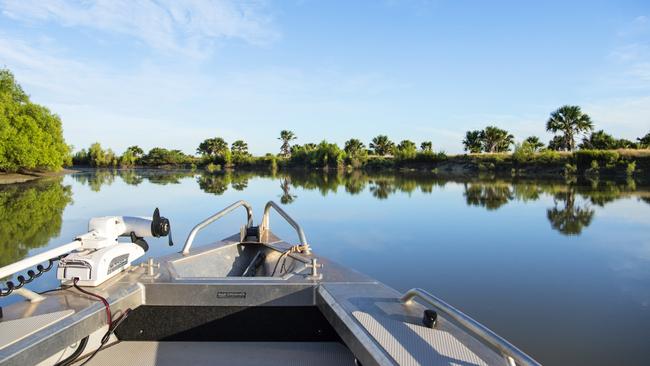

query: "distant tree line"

left=3, top=68, right=649, bottom=174
left=72, top=144, right=196, bottom=167
left=462, top=105, right=650, bottom=154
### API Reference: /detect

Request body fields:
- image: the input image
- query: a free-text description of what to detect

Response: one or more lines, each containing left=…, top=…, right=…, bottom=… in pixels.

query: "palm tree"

left=546, top=105, right=593, bottom=151
left=369, top=135, right=395, bottom=156
left=231, top=140, right=249, bottom=155
left=420, top=141, right=433, bottom=152
left=197, top=137, right=228, bottom=157
left=344, top=138, right=365, bottom=155
left=397, top=140, right=416, bottom=151
left=480, top=126, right=514, bottom=153
left=125, top=145, right=144, bottom=158
left=462, top=130, right=482, bottom=153
left=523, top=136, right=544, bottom=152
left=547, top=135, right=567, bottom=151
left=579, top=130, right=617, bottom=150
left=278, top=130, right=296, bottom=156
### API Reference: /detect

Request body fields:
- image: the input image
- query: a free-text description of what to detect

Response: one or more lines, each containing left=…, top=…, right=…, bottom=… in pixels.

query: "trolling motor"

left=0, top=208, right=172, bottom=296
left=57, top=208, right=173, bottom=286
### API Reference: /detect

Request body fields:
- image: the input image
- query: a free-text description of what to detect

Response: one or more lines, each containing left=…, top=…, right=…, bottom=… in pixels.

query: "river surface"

left=1, top=169, right=649, bottom=365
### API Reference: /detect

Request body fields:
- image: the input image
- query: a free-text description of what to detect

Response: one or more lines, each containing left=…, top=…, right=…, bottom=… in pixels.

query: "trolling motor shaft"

left=0, top=208, right=172, bottom=296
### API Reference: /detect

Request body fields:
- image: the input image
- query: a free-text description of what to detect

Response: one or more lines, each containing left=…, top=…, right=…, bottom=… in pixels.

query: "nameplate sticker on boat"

left=217, top=291, right=247, bottom=299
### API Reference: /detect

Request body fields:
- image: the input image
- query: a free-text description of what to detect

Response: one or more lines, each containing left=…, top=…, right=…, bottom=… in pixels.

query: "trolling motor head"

left=57, top=208, right=173, bottom=286
left=151, top=208, right=173, bottom=246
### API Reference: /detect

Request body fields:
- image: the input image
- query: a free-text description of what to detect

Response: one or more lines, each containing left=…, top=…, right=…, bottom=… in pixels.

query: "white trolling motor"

left=57, top=208, right=172, bottom=286
left=0, top=209, right=172, bottom=295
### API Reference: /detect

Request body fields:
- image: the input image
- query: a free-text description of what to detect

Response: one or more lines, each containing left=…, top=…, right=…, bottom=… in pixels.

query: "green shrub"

left=0, top=69, right=71, bottom=172
left=575, top=150, right=620, bottom=170
left=512, top=142, right=535, bottom=163
left=537, top=149, right=563, bottom=164
left=289, top=140, right=344, bottom=168
left=140, top=147, right=193, bottom=166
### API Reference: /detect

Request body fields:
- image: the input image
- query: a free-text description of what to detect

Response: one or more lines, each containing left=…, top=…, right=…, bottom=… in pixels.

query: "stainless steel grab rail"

left=181, top=200, right=254, bottom=255
left=261, top=201, right=309, bottom=253
left=400, top=288, right=541, bottom=366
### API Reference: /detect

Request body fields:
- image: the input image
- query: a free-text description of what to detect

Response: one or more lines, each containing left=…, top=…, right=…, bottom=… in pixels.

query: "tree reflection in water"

left=0, top=179, right=72, bottom=266
left=279, top=177, right=296, bottom=204
left=463, top=182, right=513, bottom=210
left=70, top=169, right=646, bottom=237
left=72, top=169, right=116, bottom=192
left=197, top=174, right=230, bottom=195
left=546, top=190, right=595, bottom=235
left=72, top=169, right=195, bottom=190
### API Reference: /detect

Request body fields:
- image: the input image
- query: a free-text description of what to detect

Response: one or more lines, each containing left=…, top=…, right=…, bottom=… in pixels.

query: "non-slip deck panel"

left=318, top=283, right=507, bottom=366
left=0, top=310, right=74, bottom=351
left=115, top=306, right=341, bottom=342
left=83, top=341, right=356, bottom=366
left=353, top=311, right=490, bottom=366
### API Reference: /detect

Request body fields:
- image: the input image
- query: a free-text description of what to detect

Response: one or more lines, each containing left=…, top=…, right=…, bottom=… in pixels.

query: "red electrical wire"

left=72, top=277, right=112, bottom=327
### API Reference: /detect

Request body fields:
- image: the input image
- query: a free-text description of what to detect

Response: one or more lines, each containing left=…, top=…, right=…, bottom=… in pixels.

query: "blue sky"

left=0, top=0, right=648, bottom=155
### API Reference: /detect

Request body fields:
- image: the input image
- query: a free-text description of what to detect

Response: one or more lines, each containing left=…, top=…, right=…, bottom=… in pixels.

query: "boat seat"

left=81, top=341, right=356, bottom=366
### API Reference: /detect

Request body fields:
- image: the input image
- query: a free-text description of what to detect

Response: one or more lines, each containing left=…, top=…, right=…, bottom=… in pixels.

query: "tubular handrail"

left=261, top=201, right=309, bottom=249
left=400, top=288, right=541, bottom=366
left=181, top=200, right=254, bottom=255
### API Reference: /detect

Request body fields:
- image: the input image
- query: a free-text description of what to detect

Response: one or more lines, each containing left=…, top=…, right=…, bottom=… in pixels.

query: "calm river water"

left=1, top=169, right=649, bottom=365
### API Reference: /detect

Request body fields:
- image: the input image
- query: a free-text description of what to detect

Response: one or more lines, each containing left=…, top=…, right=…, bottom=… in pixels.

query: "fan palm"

left=369, top=135, right=394, bottom=156
left=546, top=105, right=593, bottom=151
left=278, top=130, right=296, bottom=156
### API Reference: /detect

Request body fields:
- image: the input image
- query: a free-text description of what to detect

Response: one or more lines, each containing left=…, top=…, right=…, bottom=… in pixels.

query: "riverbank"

left=66, top=149, right=650, bottom=183
left=390, top=149, right=650, bottom=178
left=279, top=149, right=650, bottom=181
left=0, top=169, right=76, bottom=185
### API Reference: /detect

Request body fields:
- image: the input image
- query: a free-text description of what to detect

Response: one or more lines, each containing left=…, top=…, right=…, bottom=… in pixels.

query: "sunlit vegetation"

left=545, top=105, right=594, bottom=151
left=0, top=69, right=71, bottom=172
left=63, top=105, right=648, bottom=181
left=0, top=179, right=72, bottom=266
left=3, top=69, right=645, bottom=178
left=73, top=144, right=195, bottom=168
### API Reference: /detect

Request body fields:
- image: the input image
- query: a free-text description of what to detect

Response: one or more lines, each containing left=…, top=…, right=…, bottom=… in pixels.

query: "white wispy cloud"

left=0, top=0, right=279, bottom=57
left=610, top=15, right=650, bottom=85
left=0, top=33, right=407, bottom=154
left=585, top=96, right=650, bottom=137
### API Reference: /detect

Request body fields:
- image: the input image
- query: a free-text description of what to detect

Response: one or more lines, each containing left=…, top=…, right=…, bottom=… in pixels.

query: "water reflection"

left=70, top=169, right=648, bottom=237
left=464, top=182, right=513, bottom=210
left=71, top=169, right=194, bottom=190
left=279, top=177, right=296, bottom=204
left=547, top=190, right=595, bottom=235
left=0, top=179, right=72, bottom=267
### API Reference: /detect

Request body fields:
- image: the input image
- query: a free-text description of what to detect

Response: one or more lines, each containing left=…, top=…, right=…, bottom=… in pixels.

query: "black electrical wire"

left=72, top=278, right=112, bottom=327
left=38, top=285, right=73, bottom=295
left=270, top=250, right=291, bottom=276
left=1, top=256, right=65, bottom=296
left=54, top=336, right=89, bottom=366
left=78, top=308, right=132, bottom=366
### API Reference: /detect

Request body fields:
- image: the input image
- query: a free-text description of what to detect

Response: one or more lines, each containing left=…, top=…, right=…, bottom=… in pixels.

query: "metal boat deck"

left=0, top=201, right=539, bottom=366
